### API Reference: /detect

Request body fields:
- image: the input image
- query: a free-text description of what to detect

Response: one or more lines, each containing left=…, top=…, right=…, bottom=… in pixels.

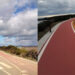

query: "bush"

left=0, top=45, right=38, bottom=60
left=26, top=50, right=38, bottom=60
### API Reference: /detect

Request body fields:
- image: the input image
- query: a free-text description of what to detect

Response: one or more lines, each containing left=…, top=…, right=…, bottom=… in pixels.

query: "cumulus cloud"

left=0, top=0, right=37, bottom=46
left=0, top=0, right=37, bottom=20
left=38, top=0, right=75, bottom=16
left=0, top=9, right=37, bottom=36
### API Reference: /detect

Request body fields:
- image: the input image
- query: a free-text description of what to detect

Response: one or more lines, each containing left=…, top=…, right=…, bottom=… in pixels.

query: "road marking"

left=0, top=66, right=11, bottom=75
left=2, top=70, right=11, bottom=75
left=0, top=51, right=36, bottom=75
left=21, top=70, right=28, bottom=73
left=0, top=62, right=12, bottom=69
left=21, top=70, right=29, bottom=75
left=0, top=56, right=22, bottom=75
left=0, top=66, right=3, bottom=70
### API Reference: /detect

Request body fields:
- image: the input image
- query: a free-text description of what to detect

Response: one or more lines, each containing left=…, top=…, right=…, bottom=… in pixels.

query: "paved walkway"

left=38, top=22, right=62, bottom=51
left=0, top=51, right=37, bottom=75
left=39, top=18, right=75, bottom=75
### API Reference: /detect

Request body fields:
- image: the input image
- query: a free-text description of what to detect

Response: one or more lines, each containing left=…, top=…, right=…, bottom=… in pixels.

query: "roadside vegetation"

left=0, top=45, right=38, bottom=61
left=72, top=20, right=75, bottom=30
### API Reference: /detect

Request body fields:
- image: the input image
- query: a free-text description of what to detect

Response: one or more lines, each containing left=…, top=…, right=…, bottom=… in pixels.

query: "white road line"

left=21, top=70, right=29, bottom=75
left=21, top=70, right=28, bottom=73
left=2, top=70, right=11, bottom=75
left=0, top=62, right=12, bottom=69
left=0, top=51, right=33, bottom=75
left=0, top=56, right=21, bottom=75
left=0, top=66, right=3, bottom=70
left=0, top=66, right=11, bottom=75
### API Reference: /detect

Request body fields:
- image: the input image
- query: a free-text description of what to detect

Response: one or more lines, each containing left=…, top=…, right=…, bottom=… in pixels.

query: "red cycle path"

left=39, top=18, right=75, bottom=75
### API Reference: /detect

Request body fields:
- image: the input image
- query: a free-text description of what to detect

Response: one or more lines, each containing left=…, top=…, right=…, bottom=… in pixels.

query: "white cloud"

left=0, top=0, right=10, bottom=7
left=38, top=0, right=75, bottom=16
left=0, top=8, right=37, bottom=46
left=0, top=9, right=37, bottom=36
left=0, top=0, right=37, bottom=20
left=0, top=0, right=37, bottom=46
left=15, top=0, right=28, bottom=7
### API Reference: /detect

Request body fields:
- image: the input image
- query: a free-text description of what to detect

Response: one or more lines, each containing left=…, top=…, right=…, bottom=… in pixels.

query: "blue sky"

left=14, top=0, right=37, bottom=14
left=0, top=0, right=37, bottom=46
left=38, top=0, right=75, bottom=16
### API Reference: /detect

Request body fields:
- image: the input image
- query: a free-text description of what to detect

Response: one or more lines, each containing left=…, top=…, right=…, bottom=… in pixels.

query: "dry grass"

left=72, top=20, right=75, bottom=30
left=0, top=45, right=38, bottom=61
left=19, top=46, right=37, bottom=51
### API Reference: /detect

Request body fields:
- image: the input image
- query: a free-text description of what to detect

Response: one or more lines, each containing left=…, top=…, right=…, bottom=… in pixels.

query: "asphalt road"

left=0, top=51, right=37, bottom=75
left=39, top=18, right=75, bottom=75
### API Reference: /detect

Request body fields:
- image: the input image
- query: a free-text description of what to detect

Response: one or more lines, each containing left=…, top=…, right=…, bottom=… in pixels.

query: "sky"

left=0, top=0, right=37, bottom=46
left=38, top=0, right=75, bottom=16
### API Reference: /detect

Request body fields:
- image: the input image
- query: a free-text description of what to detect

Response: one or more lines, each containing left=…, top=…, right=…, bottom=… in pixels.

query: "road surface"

left=0, top=51, right=37, bottom=75
left=39, top=18, right=75, bottom=75
left=38, top=21, right=62, bottom=51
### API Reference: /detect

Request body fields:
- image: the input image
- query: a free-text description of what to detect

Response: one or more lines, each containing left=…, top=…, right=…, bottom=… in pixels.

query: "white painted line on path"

left=0, top=62, right=12, bottom=69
